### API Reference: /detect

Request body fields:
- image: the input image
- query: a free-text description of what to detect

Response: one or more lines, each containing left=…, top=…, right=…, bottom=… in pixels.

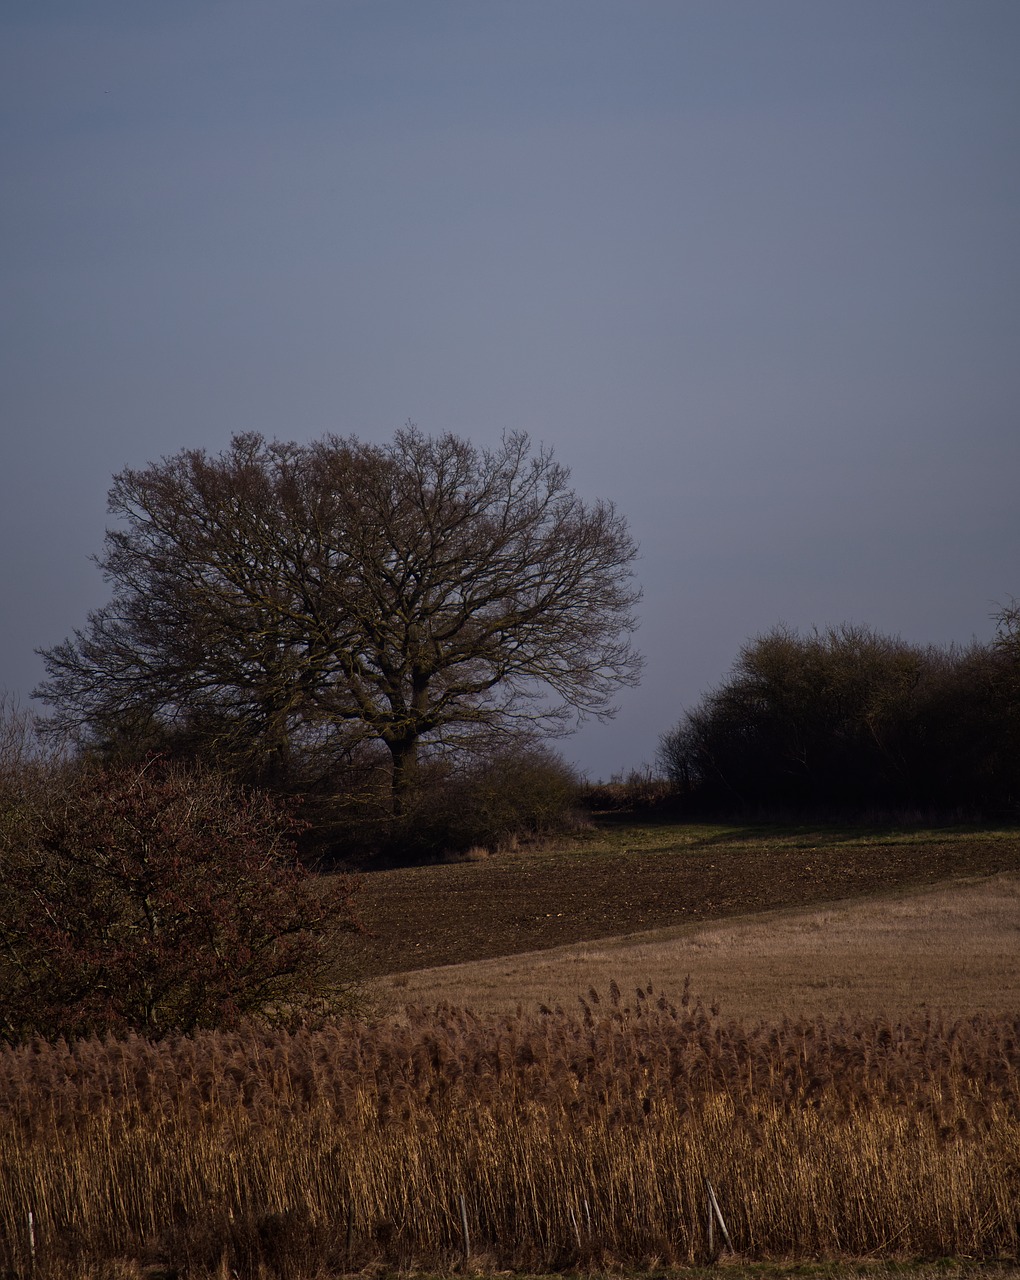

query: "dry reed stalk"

left=0, top=997, right=1017, bottom=1276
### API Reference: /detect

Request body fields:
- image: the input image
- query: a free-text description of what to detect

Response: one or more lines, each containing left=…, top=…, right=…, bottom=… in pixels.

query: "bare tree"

left=995, top=598, right=1020, bottom=666
left=36, top=428, right=641, bottom=811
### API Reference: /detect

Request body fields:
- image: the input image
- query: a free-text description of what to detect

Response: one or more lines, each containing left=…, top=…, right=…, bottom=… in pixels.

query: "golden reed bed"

left=1, top=990, right=1018, bottom=1277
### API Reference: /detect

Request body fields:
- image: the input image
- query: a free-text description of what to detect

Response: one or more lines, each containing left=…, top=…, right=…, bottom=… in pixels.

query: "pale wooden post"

left=459, top=1192, right=471, bottom=1265
left=705, top=1178, right=733, bottom=1255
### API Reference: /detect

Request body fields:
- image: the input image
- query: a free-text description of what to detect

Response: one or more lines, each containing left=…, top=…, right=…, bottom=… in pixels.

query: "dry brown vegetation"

left=3, top=817, right=1019, bottom=1278
left=1, top=994, right=1019, bottom=1278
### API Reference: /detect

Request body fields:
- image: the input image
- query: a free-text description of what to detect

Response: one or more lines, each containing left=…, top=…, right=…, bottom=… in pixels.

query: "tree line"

left=659, top=612, right=1020, bottom=815
left=32, top=423, right=1017, bottom=826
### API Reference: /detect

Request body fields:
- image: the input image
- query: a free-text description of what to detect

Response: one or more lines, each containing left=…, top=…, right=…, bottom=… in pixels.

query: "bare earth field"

left=349, top=818, right=1020, bottom=1019
left=369, top=870, right=1020, bottom=1020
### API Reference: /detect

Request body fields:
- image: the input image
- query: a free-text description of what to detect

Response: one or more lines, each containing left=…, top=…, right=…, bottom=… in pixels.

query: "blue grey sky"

left=3, top=1, right=1018, bottom=779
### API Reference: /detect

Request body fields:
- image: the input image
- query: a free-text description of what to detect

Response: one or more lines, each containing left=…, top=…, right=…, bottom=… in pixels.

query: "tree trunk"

left=387, top=735, right=419, bottom=819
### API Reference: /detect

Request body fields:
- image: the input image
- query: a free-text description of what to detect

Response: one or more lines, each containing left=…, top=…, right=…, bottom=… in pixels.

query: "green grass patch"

left=569, top=813, right=1020, bottom=858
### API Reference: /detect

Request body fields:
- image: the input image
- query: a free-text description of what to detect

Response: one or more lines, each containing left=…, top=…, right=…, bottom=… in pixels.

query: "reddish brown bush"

left=0, top=760, right=359, bottom=1042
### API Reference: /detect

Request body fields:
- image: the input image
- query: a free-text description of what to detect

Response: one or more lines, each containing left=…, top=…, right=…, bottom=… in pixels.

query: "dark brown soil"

left=346, top=818, right=1020, bottom=978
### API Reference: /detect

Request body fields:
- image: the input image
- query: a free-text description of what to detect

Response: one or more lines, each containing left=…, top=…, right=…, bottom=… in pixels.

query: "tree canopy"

left=37, top=428, right=641, bottom=809
left=658, top=622, right=1018, bottom=814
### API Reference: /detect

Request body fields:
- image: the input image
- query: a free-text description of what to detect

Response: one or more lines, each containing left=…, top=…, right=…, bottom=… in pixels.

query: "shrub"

left=579, top=765, right=672, bottom=811
left=414, top=744, right=583, bottom=859
left=0, top=759, right=359, bottom=1042
left=444, top=744, right=582, bottom=848
left=318, top=742, right=583, bottom=864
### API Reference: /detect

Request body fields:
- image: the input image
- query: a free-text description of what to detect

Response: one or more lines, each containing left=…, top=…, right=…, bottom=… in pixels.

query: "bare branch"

left=36, top=429, right=642, bottom=806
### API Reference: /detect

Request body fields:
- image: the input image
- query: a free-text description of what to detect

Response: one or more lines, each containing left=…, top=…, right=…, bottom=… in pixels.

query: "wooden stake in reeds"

left=459, top=1192, right=471, bottom=1266
left=28, top=1210, right=36, bottom=1276
left=705, top=1178, right=733, bottom=1257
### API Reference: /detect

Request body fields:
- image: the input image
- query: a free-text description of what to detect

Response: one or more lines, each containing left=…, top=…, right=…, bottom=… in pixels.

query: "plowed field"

left=347, top=818, right=1020, bottom=978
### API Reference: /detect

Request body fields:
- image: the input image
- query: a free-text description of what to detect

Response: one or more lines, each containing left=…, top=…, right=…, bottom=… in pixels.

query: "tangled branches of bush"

left=0, top=751, right=359, bottom=1042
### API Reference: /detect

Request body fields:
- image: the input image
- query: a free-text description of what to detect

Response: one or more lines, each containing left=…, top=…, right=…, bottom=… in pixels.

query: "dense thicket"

left=0, top=747, right=359, bottom=1042
left=288, top=738, right=584, bottom=866
left=659, top=618, right=1020, bottom=814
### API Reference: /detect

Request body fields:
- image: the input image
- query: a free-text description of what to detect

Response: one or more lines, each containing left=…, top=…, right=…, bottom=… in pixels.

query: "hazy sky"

left=3, top=1, right=1019, bottom=779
